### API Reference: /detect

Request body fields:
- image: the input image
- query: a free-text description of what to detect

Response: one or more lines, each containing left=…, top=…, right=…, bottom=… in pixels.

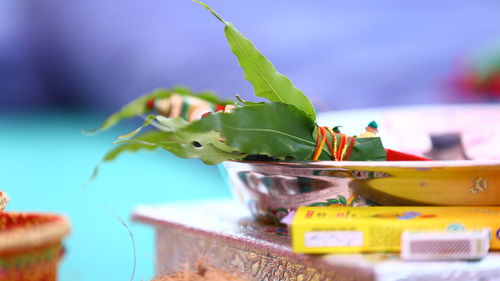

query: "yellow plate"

left=339, top=160, right=500, bottom=205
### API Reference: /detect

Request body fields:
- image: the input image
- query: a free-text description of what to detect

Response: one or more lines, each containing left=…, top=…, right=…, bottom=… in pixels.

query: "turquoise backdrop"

left=0, top=110, right=230, bottom=281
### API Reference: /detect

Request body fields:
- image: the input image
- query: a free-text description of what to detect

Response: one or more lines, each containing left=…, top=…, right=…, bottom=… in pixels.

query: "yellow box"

left=291, top=206, right=500, bottom=254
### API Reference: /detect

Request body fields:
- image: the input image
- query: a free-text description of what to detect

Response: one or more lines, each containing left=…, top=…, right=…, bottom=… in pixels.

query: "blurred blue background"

left=1, top=0, right=500, bottom=280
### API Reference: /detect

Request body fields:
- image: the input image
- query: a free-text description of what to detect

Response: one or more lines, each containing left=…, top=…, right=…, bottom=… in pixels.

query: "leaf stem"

left=193, top=1, right=226, bottom=24
left=221, top=124, right=316, bottom=146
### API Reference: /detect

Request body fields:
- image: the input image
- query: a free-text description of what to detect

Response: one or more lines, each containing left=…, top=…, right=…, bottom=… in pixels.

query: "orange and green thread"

left=312, top=126, right=355, bottom=161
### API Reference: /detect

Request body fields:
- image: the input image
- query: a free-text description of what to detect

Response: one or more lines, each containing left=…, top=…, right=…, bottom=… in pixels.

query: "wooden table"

left=133, top=199, right=500, bottom=281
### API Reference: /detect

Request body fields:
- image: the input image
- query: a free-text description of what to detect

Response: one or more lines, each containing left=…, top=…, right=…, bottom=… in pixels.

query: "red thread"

left=345, top=137, right=355, bottom=160
left=214, top=104, right=226, bottom=112
left=146, top=98, right=155, bottom=109
left=336, top=134, right=347, bottom=160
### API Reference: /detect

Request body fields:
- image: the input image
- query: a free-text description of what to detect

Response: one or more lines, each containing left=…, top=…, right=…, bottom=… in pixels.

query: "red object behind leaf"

left=146, top=98, right=155, bottom=109
left=385, top=149, right=431, bottom=161
left=215, top=104, right=226, bottom=112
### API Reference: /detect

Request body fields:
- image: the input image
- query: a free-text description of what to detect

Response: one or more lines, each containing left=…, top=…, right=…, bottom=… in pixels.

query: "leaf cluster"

left=88, top=2, right=386, bottom=178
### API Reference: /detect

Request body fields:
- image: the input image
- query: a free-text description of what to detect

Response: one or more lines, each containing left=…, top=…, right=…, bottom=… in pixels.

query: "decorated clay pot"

left=0, top=212, right=70, bottom=281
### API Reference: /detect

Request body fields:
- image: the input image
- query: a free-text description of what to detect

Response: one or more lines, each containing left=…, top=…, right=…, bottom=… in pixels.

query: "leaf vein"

left=222, top=124, right=315, bottom=146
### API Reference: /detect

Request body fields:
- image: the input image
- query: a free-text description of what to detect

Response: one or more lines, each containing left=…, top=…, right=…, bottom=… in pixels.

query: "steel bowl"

left=219, top=160, right=500, bottom=223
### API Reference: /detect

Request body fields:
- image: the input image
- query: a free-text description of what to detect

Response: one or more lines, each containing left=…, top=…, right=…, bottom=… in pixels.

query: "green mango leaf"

left=194, top=1, right=316, bottom=120
left=116, top=115, right=156, bottom=140
left=113, top=124, right=245, bottom=165
left=83, top=88, right=174, bottom=135
left=346, top=137, right=387, bottom=161
left=184, top=103, right=385, bottom=162
left=206, top=102, right=317, bottom=160
left=154, top=116, right=239, bottom=155
left=160, top=142, right=245, bottom=165
left=86, top=130, right=173, bottom=185
left=84, top=87, right=231, bottom=135
left=156, top=116, right=190, bottom=132
left=111, top=138, right=243, bottom=165
left=96, top=114, right=244, bottom=174
left=176, top=125, right=236, bottom=154
left=103, top=130, right=171, bottom=162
